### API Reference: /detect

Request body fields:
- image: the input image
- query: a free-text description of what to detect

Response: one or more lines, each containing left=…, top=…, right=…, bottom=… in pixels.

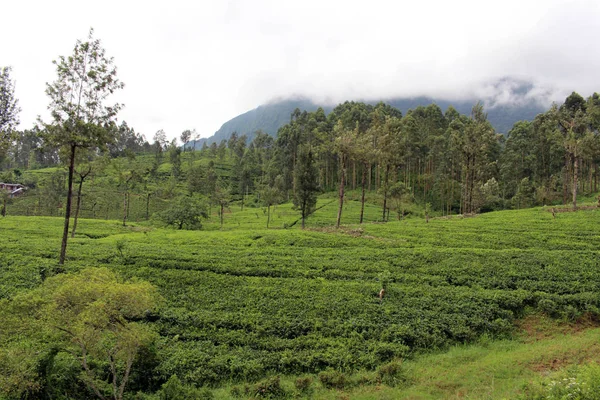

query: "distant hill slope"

left=186, top=96, right=546, bottom=149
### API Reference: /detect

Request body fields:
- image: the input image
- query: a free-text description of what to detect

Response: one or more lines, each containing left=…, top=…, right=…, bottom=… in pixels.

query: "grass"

left=210, top=316, right=600, bottom=399
left=2, top=196, right=600, bottom=398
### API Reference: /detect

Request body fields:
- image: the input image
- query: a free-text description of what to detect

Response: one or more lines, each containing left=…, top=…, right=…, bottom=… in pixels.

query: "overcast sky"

left=3, top=0, right=600, bottom=141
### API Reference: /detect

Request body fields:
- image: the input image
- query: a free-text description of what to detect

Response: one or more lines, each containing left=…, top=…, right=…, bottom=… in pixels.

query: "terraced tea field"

left=1, top=202, right=599, bottom=396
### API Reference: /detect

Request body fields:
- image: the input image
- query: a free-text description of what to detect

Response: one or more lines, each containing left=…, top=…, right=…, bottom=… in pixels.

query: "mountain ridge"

left=186, top=94, right=547, bottom=149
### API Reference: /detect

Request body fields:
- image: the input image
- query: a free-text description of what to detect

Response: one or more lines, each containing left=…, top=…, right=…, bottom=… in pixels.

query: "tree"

left=259, top=180, right=283, bottom=228
left=293, top=147, right=319, bottom=229
left=388, top=182, right=411, bottom=220
left=0, top=66, right=21, bottom=161
left=217, top=139, right=227, bottom=160
left=0, top=268, right=159, bottom=400
left=212, top=179, right=230, bottom=229
left=168, top=139, right=182, bottom=179
left=151, top=129, right=167, bottom=176
left=0, top=190, right=9, bottom=217
left=113, top=159, right=140, bottom=227
left=449, top=103, right=497, bottom=214
left=333, top=120, right=356, bottom=228
left=557, top=92, right=590, bottom=209
left=70, top=163, right=92, bottom=237
left=43, top=29, right=124, bottom=264
left=155, top=195, right=208, bottom=230
left=180, top=129, right=192, bottom=150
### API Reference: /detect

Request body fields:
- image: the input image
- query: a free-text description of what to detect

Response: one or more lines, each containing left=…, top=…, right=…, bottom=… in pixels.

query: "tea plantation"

left=1, top=201, right=600, bottom=398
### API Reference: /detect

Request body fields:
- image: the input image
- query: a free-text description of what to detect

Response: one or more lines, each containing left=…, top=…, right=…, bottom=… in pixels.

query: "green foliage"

left=3, top=203, right=600, bottom=395
left=378, top=270, right=392, bottom=290
left=43, top=28, right=123, bottom=149
left=293, top=147, right=319, bottom=228
left=318, top=369, right=348, bottom=390
left=376, top=360, right=407, bottom=387
left=0, top=66, right=20, bottom=159
left=294, top=376, right=313, bottom=394
left=524, top=363, right=600, bottom=399
left=0, top=267, right=160, bottom=400
left=252, top=376, right=287, bottom=399
left=158, top=375, right=213, bottom=400
left=154, top=195, right=208, bottom=230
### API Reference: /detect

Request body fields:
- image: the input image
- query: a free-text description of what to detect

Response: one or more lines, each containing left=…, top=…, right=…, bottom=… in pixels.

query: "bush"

left=252, top=376, right=287, bottom=399
left=230, top=384, right=250, bottom=398
left=523, top=363, right=600, bottom=399
left=154, top=195, right=208, bottom=230
left=158, top=375, right=214, bottom=399
left=538, top=298, right=559, bottom=317
left=318, top=369, right=348, bottom=390
left=376, top=360, right=407, bottom=387
left=294, top=376, right=313, bottom=394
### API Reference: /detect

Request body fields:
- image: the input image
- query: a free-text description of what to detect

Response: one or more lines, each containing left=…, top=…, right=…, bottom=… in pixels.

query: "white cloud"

left=2, top=0, right=599, bottom=141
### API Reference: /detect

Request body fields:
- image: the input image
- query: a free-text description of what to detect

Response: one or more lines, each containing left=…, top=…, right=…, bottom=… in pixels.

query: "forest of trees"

left=3, top=75, right=600, bottom=224
left=2, top=32, right=600, bottom=235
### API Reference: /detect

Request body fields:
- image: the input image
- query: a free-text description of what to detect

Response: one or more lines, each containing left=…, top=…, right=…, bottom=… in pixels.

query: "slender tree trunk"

left=267, top=204, right=271, bottom=228
left=563, top=154, right=569, bottom=205
left=595, top=163, right=598, bottom=193
left=360, top=162, right=367, bottom=224
left=301, top=199, right=306, bottom=229
left=325, top=158, right=329, bottom=190
left=336, top=156, right=346, bottom=228
left=59, top=144, right=76, bottom=265
left=220, top=203, right=224, bottom=228
left=573, top=154, right=578, bottom=210
left=71, top=178, right=84, bottom=238
left=146, top=193, right=151, bottom=220
left=588, top=160, right=592, bottom=195
left=382, top=164, right=390, bottom=221
left=352, top=161, right=356, bottom=190
left=123, top=191, right=128, bottom=226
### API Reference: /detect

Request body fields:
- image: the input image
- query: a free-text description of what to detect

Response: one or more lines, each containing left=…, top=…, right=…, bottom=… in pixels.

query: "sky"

left=2, top=0, right=600, bottom=142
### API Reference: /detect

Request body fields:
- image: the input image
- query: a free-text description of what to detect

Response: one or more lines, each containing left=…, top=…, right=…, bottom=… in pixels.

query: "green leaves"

left=155, top=194, right=209, bottom=230
left=44, top=28, right=124, bottom=148
left=0, top=268, right=160, bottom=400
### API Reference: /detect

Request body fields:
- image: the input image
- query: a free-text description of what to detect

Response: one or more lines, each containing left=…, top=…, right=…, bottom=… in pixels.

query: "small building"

left=0, top=182, right=26, bottom=198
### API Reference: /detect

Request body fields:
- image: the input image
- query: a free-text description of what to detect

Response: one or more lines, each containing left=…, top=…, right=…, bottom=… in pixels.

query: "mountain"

left=186, top=93, right=547, bottom=149
left=186, top=98, right=329, bottom=150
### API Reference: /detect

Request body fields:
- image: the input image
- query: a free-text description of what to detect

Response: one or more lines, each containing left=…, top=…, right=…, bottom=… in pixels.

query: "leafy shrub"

left=294, top=376, right=313, bottom=394
left=230, top=384, right=251, bottom=398
left=355, top=374, right=376, bottom=386
left=318, top=369, right=348, bottom=390
left=376, top=360, right=407, bottom=387
left=523, top=363, right=600, bottom=399
left=252, top=376, right=286, bottom=399
left=154, top=195, right=208, bottom=230
left=538, top=298, right=559, bottom=317
left=158, top=375, right=214, bottom=400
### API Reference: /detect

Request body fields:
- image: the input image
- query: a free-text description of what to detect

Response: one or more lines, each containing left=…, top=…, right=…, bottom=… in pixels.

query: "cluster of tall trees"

left=2, top=30, right=600, bottom=236
left=259, top=93, right=600, bottom=223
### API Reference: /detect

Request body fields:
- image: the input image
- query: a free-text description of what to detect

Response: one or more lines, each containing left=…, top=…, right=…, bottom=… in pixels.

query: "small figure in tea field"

left=378, top=271, right=391, bottom=303
left=552, top=207, right=556, bottom=219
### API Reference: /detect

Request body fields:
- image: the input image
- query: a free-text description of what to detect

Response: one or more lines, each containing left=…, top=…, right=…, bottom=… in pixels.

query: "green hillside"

left=2, top=198, right=600, bottom=398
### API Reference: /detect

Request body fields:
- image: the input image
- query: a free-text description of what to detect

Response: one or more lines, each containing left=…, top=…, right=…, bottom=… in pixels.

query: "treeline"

left=188, top=91, right=600, bottom=226
left=2, top=92, right=600, bottom=227
left=264, top=92, right=600, bottom=220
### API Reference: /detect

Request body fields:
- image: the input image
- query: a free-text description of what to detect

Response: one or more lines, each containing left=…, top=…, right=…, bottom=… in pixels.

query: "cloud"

left=2, top=0, right=599, bottom=141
